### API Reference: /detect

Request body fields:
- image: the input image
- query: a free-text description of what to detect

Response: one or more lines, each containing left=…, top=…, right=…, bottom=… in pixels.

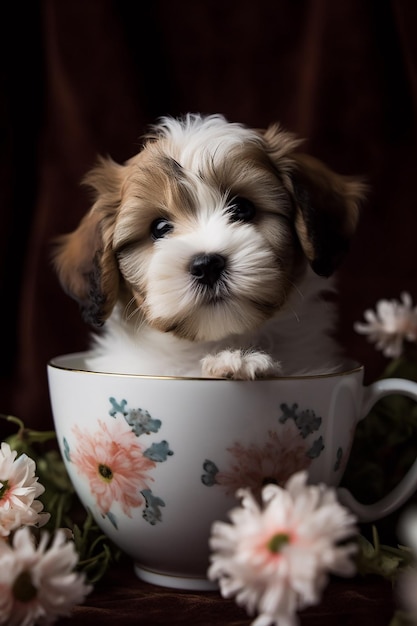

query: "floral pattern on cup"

left=63, top=398, right=173, bottom=528
left=334, top=446, right=343, bottom=471
left=202, top=402, right=324, bottom=499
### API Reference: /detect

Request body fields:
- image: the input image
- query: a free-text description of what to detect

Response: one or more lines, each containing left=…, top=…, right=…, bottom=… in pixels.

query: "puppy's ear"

left=288, top=153, right=365, bottom=276
left=53, top=157, right=123, bottom=326
left=263, top=125, right=365, bottom=277
left=289, top=153, right=366, bottom=276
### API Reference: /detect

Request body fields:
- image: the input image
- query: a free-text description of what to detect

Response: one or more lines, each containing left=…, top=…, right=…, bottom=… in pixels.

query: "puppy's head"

left=53, top=114, right=364, bottom=341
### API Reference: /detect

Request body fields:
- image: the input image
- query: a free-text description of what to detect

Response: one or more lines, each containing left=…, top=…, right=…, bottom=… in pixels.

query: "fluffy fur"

left=53, top=114, right=364, bottom=379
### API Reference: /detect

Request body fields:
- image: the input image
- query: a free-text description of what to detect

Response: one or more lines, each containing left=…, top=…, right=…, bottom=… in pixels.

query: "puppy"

left=53, top=113, right=363, bottom=379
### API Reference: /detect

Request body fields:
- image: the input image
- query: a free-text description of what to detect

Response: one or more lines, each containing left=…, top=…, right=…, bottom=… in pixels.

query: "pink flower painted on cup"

left=70, top=418, right=156, bottom=518
left=214, top=422, right=312, bottom=499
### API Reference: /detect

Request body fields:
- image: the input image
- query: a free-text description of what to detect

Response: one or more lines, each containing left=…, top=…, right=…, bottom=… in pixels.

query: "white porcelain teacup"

left=47, top=352, right=417, bottom=590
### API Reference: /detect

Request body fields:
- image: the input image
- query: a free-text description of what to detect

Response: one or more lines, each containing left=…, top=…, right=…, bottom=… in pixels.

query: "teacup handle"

left=338, top=377, right=417, bottom=522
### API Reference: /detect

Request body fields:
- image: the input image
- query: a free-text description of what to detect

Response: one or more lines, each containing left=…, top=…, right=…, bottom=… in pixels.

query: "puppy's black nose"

left=189, top=253, right=226, bottom=287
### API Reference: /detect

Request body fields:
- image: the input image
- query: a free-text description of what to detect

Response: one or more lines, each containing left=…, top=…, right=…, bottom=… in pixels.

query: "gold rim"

left=48, top=352, right=364, bottom=381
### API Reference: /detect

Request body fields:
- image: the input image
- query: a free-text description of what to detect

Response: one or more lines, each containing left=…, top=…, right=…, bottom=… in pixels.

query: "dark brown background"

left=1, top=2, right=416, bottom=623
left=2, top=0, right=417, bottom=431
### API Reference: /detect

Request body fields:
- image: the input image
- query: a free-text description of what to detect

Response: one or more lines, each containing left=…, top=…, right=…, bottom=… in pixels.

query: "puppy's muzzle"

left=189, top=253, right=226, bottom=288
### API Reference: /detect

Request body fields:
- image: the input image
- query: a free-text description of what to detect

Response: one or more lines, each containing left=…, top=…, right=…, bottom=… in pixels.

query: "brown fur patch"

left=54, top=115, right=364, bottom=335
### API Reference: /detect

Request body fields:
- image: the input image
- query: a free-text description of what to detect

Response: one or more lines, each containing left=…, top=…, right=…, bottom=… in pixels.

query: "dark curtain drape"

left=2, top=0, right=417, bottom=431
left=1, top=2, right=417, bottom=622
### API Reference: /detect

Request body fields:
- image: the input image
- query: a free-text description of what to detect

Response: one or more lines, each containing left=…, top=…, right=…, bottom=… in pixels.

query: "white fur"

left=87, top=268, right=342, bottom=378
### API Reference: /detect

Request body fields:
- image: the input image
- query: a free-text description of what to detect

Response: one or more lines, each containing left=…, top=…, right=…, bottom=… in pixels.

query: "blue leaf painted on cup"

left=307, top=436, right=325, bottom=459
left=124, top=408, right=162, bottom=437
left=63, top=437, right=71, bottom=463
left=106, top=510, right=118, bottom=529
left=334, top=446, right=343, bottom=471
left=141, top=489, right=165, bottom=525
left=109, top=397, right=128, bottom=417
left=143, top=440, right=173, bottom=462
left=279, top=403, right=322, bottom=438
left=201, top=459, right=219, bottom=486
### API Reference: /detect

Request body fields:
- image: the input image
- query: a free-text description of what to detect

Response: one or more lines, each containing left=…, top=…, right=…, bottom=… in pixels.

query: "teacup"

left=47, top=352, right=417, bottom=591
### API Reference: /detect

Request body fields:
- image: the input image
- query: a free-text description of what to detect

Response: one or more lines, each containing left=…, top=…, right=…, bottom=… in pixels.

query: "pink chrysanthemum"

left=0, top=525, right=92, bottom=625
left=209, top=471, right=358, bottom=626
left=215, top=424, right=311, bottom=499
left=0, top=442, right=49, bottom=538
left=71, top=419, right=156, bottom=517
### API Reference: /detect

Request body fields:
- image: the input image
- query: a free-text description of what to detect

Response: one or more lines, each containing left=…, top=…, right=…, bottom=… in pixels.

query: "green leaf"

left=71, top=510, right=122, bottom=584
left=356, top=527, right=413, bottom=580
left=389, top=610, right=416, bottom=626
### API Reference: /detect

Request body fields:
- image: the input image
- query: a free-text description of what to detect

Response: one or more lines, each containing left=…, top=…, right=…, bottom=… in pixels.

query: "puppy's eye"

left=228, top=197, right=256, bottom=223
left=151, top=218, right=174, bottom=240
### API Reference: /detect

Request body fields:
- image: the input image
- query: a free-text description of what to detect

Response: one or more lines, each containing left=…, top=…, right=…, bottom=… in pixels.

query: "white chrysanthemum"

left=0, top=442, right=50, bottom=537
left=354, top=292, right=417, bottom=358
left=0, top=525, right=92, bottom=625
left=396, top=508, right=417, bottom=617
left=208, top=471, right=358, bottom=626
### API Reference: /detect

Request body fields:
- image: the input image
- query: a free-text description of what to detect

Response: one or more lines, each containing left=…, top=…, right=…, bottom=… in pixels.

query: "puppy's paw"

left=201, top=349, right=281, bottom=380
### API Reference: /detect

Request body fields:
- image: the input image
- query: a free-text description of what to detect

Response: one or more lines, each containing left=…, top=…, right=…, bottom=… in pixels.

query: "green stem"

left=52, top=493, right=66, bottom=530
left=25, top=430, right=57, bottom=443
left=88, top=534, right=109, bottom=556
left=0, top=414, right=25, bottom=431
left=372, top=525, right=380, bottom=553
